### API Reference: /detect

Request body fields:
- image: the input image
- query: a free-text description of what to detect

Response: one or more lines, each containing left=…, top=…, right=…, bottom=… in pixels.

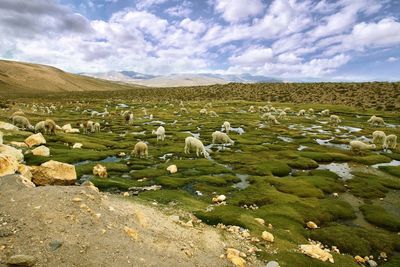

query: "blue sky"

left=1, top=0, right=400, bottom=81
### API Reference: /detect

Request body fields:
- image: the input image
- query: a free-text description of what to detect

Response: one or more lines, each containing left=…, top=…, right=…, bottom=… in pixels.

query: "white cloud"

left=136, top=0, right=168, bottom=10
left=387, top=57, right=399, bottom=62
left=213, top=0, right=264, bottom=23
left=165, top=1, right=192, bottom=17
left=229, top=46, right=273, bottom=66
left=179, top=18, right=206, bottom=34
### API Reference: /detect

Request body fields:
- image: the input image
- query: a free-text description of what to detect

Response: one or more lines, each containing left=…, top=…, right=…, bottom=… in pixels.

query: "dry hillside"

left=0, top=60, right=143, bottom=93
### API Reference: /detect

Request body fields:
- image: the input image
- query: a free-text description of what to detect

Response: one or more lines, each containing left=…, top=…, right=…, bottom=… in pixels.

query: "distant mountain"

left=81, top=71, right=282, bottom=87
left=0, top=60, right=143, bottom=93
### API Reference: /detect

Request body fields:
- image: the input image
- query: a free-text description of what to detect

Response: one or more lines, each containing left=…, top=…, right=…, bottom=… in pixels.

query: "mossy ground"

left=2, top=97, right=399, bottom=267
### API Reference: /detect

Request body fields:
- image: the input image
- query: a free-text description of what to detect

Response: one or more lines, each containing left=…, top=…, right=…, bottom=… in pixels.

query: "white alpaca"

left=94, top=122, right=101, bottom=133
left=222, top=121, right=231, bottom=133
left=320, top=109, right=330, bottom=116
left=212, top=131, right=234, bottom=145
left=297, top=109, right=306, bottom=116
left=278, top=111, right=286, bottom=119
left=384, top=134, right=397, bottom=150
left=132, top=141, right=148, bottom=158
left=152, top=126, right=165, bottom=141
left=372, top=131, right=386, bottom=147
left=199, top=108, right=208, bottom=115
left=184, top=137, right=209, bottom=158
left=330, top=115, right=341, bottom=126
left=368, top=115, right=385, bottom=126
left=350, top=140, right=376, bottom=155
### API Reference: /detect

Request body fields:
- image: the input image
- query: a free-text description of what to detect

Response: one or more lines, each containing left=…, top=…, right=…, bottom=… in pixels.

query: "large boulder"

left=0, top=144, right=24, bottom=162
left=31, top=145, right=50, bottom=157
left=0, top=154, right=19, bottom=177
left=18, top=164, right=33, bottom=181
left=0, top=121, right=19, bottom=131
left=10, top=141, right=28, bottom=148
left=31, top=160, right=77, bottom=186
left=25, top=133, right=46, bottom=148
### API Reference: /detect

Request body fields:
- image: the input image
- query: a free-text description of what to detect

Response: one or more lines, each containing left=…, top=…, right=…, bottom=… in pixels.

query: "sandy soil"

left=0, top=175, right=263, bottom=267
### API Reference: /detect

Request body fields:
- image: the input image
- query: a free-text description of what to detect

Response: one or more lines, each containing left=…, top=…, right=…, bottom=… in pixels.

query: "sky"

left=0, top=0, right=400, bottom=81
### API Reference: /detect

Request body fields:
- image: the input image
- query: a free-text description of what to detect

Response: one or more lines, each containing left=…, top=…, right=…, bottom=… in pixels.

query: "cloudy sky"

left=1, top=0, right=400, bottom=81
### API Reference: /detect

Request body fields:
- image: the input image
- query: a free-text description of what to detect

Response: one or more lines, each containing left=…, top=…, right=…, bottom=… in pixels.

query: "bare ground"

left=0, top=176, right=263, bottom=267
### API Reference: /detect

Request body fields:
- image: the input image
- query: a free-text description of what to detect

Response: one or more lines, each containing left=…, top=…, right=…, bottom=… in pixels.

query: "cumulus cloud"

left=0, top=0, right=398, bottom=79
left=213, top=0, right=264, bottom=23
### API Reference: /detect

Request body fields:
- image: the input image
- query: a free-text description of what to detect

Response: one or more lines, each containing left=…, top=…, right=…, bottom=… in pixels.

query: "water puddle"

left=297, top=145, right=308, bottom=151
left=372, top=160, right=400, bottom=168
left=317, top=162, right=353, bottom=180
left=116, top=104, right=129, bottom=108
left=233, top=174, right=250, bottom=189
left=315, top=138, right=348, bottom=150
left=230, top=127, right=245, bottom=135
left=277, top=136, right=294, bottom=143
left=143, top=120, right=166, bottom=125
left=339, top=192, right=376, bottom=229
left=74, top=156, right=121, bottom=166
left=183, top=131, right=200, bottom=138
left=338, top=126, right=362, bottom=133
left=132, top=131, right=146, bottom=135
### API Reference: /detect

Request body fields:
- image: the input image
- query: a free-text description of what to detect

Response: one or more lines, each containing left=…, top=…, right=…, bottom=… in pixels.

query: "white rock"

left=72, top=143, right=83, bottom=149
left=261, top=231, right=274, bottom=242
left=306, top=221, right=318, bottom=229
left=166, top=164, right=177, bottom=174
left=212, top=194, right=227, bottom=203
left=10, top=141, right=28, bottom=148
left=0, top=121, right=19, bottom=131
left=65, top=128, right=80, bottom=133
left=266, top=261, right=280, bottom=267
left=0, top=144, right=24, bottom=162
left=61, top=124, right=72, bottom=132
left=299, top=244, right=334, bottom=263
left=31, top=145, right=50, bottom=157
left=0, top=154, right=19, bottom=177
left=31, top=160, right=77, bottom=185
left=24, top=133, right=46, bottom=147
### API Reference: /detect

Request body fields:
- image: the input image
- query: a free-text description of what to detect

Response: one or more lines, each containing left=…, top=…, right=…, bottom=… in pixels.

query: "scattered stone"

left=62, top=124, right=72, bottom=132
left=10, top=141, right=28, bottom=148
left=72, top=197, right=82, bottom=202
left=123, top=192, right=130, bottom=197
left=254, top=218, right=265, bottom=225
left=24, top=133, right=46, bottom=147
left=306, top=221, right=318, bottom=229
left=72, top=143, right=83, bottom=149
left=268, top=223, right=273, bottom=229
left=49, top=240, right=63, bottom=251
left=18, top=164, right=32, bottom=180
left=261, top=231, right=274, bottom=242
left=355, top=255, right=365, bottom=263
left=0, top=154, right=18, bottom=176
left=81, top=180, right=99, bottom=193
left=170, top=215, right=180, bottom=222
left=212, top=195, right=226, bottom=203
left=31, top=160, right=77, bottom=186
left=93, top=164, right=108, bottom=178
left=31, top=145, right=50, bottom=157
left=124, top=226, right=138, bottom=240
left=166, top=164, right=177, bottom=174
left=7, top=254, right=37, bottom=266
left=118, top=152, right=126, bottom=157
left=367, top=259, right=378, bottom=267
left=380, top=252, right=387, bottom=259
left=299, top=244, right=334, bottom=263
left=266, top=260, right=280, bottom=267
left=226, top=248, right=246, bottom=267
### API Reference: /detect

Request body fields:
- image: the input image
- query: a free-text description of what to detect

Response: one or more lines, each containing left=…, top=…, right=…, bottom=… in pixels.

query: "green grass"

left=360, top=204, right=400, bottom=231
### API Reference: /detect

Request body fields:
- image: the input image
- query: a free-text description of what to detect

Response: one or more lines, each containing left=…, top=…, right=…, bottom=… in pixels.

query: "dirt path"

left=0, top=175, right=263, bottom=267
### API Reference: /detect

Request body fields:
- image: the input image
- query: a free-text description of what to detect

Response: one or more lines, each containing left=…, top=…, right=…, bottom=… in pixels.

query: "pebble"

left=49, top=240, right=63, bottom=251
left=367, top=260, right=378, bottom=267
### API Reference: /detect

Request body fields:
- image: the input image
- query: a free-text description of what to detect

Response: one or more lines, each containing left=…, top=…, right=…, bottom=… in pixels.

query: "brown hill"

left=0, top=60, right=143, bottom=94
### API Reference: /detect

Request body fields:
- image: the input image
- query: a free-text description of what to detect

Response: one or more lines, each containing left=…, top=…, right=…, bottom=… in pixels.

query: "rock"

left=65, top=128, right=80, bottom=133
left=124, top=226, right=138, bottom=240
left=118, top=152, right=126, bottom=157
left=299, top=244, right=334, bottom=263
left=355, top=255, right=365, bottom=263
left=380, top=252, right=387, bottom=258
left=0, top=174, right=35, bottom=190
left=10, top=141, right=28, bottom=148
left=226, top=248, right=246, bottom=267
left=166, top=164, right=177, bottom=174
left=367, top=260, right=378, bottom=267
left=306, top=221, right=318, bottom=229
left=266, top=261, right=280, bottom=267
left=0, top=121, right=19, bottom=131
left=18, top=164, right=32, bottom=181
left=0, top=154, right=18, bottom=177
left=170, top=215, right=180, bottom=222
left=261, top=231, right=274, bottom=242
left=61, top=124, right=72, bottom=132
left=0, top=144, right=24, bottom=162
left=212, top=195, right=226, bottom=203
left=31, top=145, right=50, bottom=157
left=123, top=192, right=129, bottom=197
left=81, top=180, right=99, bottom=192
left=25, top=133, right=46, bottom=147
left=72, top=143, right=83, bottom=149
left=254, top=218, right=265, bottom=225
left=93, top=164, right=108, bottom=178
left=49, top=240, right=63, bottom=251
left=7, top=254, right=37, bottom=266
left=31, top=160, right=77, bottom=186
